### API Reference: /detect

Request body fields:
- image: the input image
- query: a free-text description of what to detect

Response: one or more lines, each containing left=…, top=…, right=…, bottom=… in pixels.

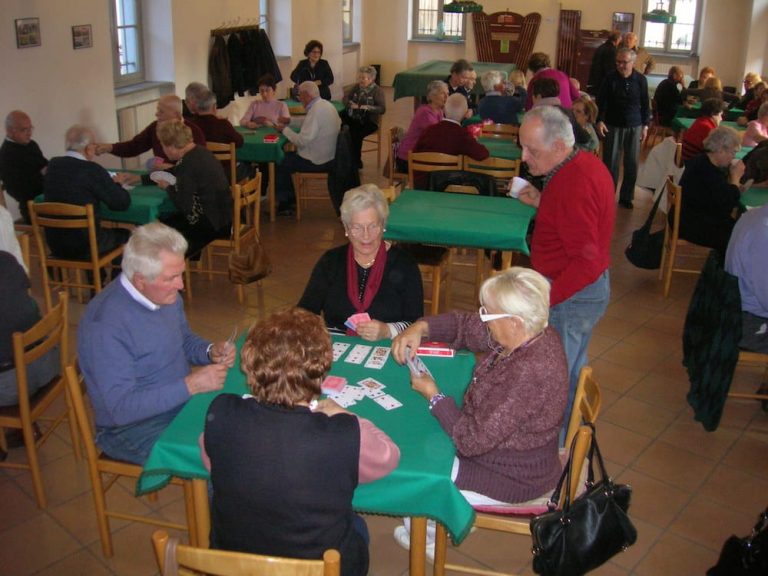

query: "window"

left=641, top=0, right=701, bottom=54
left=259, top=0, right=268, bottom=36
left=110, top=0, right=144, bottom=85
left=412, top=0, right=465, bottom=41
left=342, top=0, right=353, bottom=43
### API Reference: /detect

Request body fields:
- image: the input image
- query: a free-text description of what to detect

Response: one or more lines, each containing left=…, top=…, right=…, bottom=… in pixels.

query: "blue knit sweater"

left=77, top=276, right=210, bottom=428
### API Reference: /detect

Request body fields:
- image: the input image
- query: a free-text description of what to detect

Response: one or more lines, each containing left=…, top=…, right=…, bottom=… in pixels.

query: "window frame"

left=109, top=0, right=145, bottom=87
left=640, top=0, right=702, bottom=56
left=412, top=0, right=466, bottom=42
left=342, top=0, right=353, bottom=43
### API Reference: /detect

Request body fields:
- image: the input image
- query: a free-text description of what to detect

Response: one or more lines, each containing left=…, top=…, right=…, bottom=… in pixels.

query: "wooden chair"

left=294, top=172, right=332, bottom=221
left=433, top=426, right=594, bottom=576
left=388, top=127, right=409, bottom=190
left=659, top=177, right=709, bottom=298
left=362, top=123, right=383, bottom=168
left=397, top=243, right=452, bottom=315
left=186, top=174, right=262, bottom=303
left=0, top=292, right=80, bottom=508
left=407, top=151, right=463, bottom=189
left=480, top=123, right=519, bottom=140
left=463, top=156, right=521, bottom=195
left=206, top=141, right=238, bottom=187
left=432, top=366, right=602, bottom=576
left=64, top=363, right=196, bottom=557
left=643, top=100, right=673, bottom=153
left=28, top=201, right=124, bottom=312
left=152, top=530, right=341, bottom=576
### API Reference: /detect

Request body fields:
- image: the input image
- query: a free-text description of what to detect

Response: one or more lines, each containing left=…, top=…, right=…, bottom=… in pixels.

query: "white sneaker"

left=393, top=525, right=435, bottom=563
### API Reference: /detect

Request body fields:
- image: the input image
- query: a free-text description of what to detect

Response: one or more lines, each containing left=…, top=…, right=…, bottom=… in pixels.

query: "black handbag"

left=707, top=507, right=768, bottom=576
left=530, top=425, right=637, bottom=576
left=625, top=181, right=666, bottom=270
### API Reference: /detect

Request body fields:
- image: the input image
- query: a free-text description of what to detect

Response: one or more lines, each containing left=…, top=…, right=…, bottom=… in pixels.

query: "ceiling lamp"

left=642, top=1, right=677, bottom=24
left=443, top=1, right=484, bottom=13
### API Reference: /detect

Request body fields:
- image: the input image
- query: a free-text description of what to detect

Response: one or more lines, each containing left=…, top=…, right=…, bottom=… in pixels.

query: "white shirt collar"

left=65, top=150, right=87, bottom=161
left=120, top=273, right=160, bottom=311
left=443, top=118, right=462, bottom=126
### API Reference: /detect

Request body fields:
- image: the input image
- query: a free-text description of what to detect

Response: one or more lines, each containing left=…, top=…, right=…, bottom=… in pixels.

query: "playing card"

left=350, top=312, right=371, bottom=325
left=345, top=344, right=372, bottom=364
left=373, top=394, right=403, bottom=410
left=364, top=346, right=391, bottom=369
left=358, top=377, right=386, bottom=398
left=321, top=375, right=347, bottom=394
left=332, top=341, right=350, bottom=361
left=406, top=353, right=433, bottom=378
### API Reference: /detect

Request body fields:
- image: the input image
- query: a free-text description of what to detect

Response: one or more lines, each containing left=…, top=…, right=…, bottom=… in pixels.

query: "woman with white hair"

left=342, top=65, right=386, bottom=169
left=298, top=184, right=423, bottom=340
left=678, top=125, right=745, bottom=254
left=391, top=267, right=568, bottom=553
left=396, top=80, right=449, bottom=173
left=477, top=70, right=521, bottom=124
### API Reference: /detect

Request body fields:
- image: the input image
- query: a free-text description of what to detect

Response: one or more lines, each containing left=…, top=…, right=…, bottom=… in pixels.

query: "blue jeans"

left=549, top=271, right=610, bottom=434
left=95, top=405, right=183, bottom=465
left=603, top=125, right=643, bottom=204
left=0, top=346, right=60, bottom=407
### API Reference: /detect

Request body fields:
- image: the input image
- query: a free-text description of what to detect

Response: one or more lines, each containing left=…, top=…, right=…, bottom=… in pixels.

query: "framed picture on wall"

left=612, top=12, right=634, bottom=35
left=72, top=24, right=93, bottom=50
left=15, top=18, right=41, bottom=49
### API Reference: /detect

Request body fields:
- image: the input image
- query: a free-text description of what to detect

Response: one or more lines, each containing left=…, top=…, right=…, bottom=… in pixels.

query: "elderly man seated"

left=0, top=110, right=48, bottom=223
left=477, top=70, right=522, bottom=125
left=725, top=203, right=768, bottom=354
left=95, top=94, right=205, bottom=169
left=411, top=93, right=489, bottom=189
left=274, top=81, right=341, bottom=215
left=77, top=222, right=234, bottom=464
left=186, top=89, right=243, bottom=148
left=43, top=125, right=133, bottom=260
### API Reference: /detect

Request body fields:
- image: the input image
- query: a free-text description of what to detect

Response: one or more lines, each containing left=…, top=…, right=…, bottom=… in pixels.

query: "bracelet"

left=428, top=392, right=447, bottom=411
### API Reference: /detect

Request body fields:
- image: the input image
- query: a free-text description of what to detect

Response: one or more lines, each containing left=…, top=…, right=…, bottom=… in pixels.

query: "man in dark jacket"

left=654, top=66, right=684, bottom=127
left=587, top=30, right=622, bottom=95
left=0, top=110, right=48, bottom=223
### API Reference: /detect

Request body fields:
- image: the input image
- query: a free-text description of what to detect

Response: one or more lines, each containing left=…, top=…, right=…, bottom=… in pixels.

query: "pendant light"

left=642, top=1, right=677, bottom=24
left=443, top=1, right=484, bottom=14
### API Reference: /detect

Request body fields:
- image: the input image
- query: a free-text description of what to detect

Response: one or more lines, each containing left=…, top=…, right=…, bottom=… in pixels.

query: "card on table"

left=364, top=346, right=391, bottom=369
left=332, top=341, right=351, bottom=361
left=321, top=375, right=347, bottom=394
left=373, top=394, right=403, bottom=410
left=358, top=377, right=386, bottom=398
left=345, top=344, right=372, bottom=364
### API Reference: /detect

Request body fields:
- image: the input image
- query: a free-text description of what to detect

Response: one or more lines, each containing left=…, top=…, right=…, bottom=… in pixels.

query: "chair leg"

left=433, top=523, right=449, bottom=576
left=90, top=472, right=114, bottom=557
left=292, top=174, right=302, bottom=221
left=430, top=265, right=441, bottom=315
left=237, top=284, right=244, bottom=304
left=64, top=386, right=82, bottom=461
left=658, top=228, right=669, bottom=280
left=183, top=481, right=198, bottom=548
left=23, top=422, right=46, bottom=508
left=663, top=242, right=677, bottom=298
left=184, top=265, right=193, bottom=301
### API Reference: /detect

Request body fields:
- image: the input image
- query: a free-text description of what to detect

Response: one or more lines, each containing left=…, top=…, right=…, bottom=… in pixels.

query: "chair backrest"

left=463, top=156, right=521, bottom=179
left=564, top=425, right=593, bottom=505
left=206, top=141, right=237, bottom=186
left=666, top=176, right=683, bottom=244
left=674, top=142, right=683, bottom=168
left=12, top=291, right=68, bottom=414
left=63, top=361, right=100, bottom=465
left=152, top=530, right=341, bottom=576
left=408, top=151, right=463, bottom=189
left=564, top=366, right=602, bottom=449
left=29, top=201, right=98, bottom=259
left=231, top=173, right=262, bottom=252
left=481, top=123, right=519, bottom=140
left=388, top=126, right=408, bottom=187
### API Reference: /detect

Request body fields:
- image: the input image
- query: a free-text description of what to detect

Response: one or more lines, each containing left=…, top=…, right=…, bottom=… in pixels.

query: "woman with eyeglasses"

left=298, top=184, right=423, bottom=341
left=290, top=39, right=334, bottom=101
left=389, top=267, right=568, bottom=554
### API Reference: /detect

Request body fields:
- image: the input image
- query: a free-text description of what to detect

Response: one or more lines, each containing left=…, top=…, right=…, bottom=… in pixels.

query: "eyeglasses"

left=478, top=305, right=514, bottom=322
left=347, top=223, right=382, bottom=237
left=616, top=60, right=632, bottom=65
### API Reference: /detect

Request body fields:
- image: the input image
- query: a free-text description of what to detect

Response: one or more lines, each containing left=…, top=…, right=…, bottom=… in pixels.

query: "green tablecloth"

left=736, top=146, right=754, bottom=160
left=478, top=137, right=522, bottom=161
left=741, top=186, right=768, bottom=208
left=393, top=60, right=517, bottom=101
left=235, top=126, right=287, bottom=164
left=674, top=103, right=744, bottom=122
left=671, top=117, right=745, bottom=133
left=138, top=335, right=477, bottom=543
left=383, top=189, right=535, bottom=255
left=35, top=183, right=175, bottom=226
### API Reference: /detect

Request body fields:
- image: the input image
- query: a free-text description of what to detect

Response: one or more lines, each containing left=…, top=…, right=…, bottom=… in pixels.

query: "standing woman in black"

left=291, top=40, right=334, bottom=100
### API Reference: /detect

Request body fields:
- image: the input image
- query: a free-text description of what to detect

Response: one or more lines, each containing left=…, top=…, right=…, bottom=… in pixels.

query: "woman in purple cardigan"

left=390, top=267, right=569, bottom=558
left=395, top=80, right=448, bottom=173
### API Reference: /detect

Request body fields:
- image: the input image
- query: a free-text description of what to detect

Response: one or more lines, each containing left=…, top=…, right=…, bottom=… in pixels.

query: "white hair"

left=340, top=184, right=389, bottom=227
left=481, top=70, right=503, bottom=93
left=122, top=222, right=188, bottom=281
left=444, top=93, right=468, bottom=122
left=479, top=267, right=551, bottom=335
left=523, top=106, right=576, bottom=149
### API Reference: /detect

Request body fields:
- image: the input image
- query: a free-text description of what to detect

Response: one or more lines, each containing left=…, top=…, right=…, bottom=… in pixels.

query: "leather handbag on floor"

left=625, top=181, right=666, bottom=270
left=530, top=424, right=637, bottom=576
left=228, top=233, right=271, bottom=284
left=707, top=507, right=768, bottom=576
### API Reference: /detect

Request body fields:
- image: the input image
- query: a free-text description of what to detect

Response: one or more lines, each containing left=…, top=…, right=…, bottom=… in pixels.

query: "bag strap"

left=637, top=180, right=667, bottom=233
left=546, top=429, right=582, bottom=511
left=586, top=423, right=611, bottom=486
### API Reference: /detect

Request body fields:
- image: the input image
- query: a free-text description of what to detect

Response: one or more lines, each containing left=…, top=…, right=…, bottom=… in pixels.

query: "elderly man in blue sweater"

left=77, top=222, right=234, bottom=465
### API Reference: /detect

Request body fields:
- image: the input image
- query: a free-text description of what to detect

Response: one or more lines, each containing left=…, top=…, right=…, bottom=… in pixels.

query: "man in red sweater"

left=518, top=106, right=615, bottom=424
left=412, top=93, right=489, bottom=189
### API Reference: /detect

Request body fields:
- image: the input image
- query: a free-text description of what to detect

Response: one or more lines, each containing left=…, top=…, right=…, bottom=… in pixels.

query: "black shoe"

left=618, top=200, right=634, bottom=209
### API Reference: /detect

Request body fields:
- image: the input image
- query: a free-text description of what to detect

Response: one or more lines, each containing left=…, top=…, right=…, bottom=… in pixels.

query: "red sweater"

left=531, top=151, right=615, bottom=306
left=187, top=114, right=244, bottom=147
left=413, top=120, right=489, bottom=189
left=681, top=116, right=717, bottom=162
left=110, top=119, right=206, bottom=161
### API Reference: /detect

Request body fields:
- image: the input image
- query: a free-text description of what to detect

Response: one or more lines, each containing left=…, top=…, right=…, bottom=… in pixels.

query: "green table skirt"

left=384, top=189, right=535, bottom=255
left=138, top=335, right=477, bottom=543
left=393, top=60, right=517, bottom=100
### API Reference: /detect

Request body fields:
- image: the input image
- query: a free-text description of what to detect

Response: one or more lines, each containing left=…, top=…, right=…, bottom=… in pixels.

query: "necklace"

left=356, top=256, right=375, bottom=268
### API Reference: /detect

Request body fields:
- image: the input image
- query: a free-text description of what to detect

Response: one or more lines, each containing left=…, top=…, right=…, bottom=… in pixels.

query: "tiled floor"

left=2, top=89, right=767, bottom=575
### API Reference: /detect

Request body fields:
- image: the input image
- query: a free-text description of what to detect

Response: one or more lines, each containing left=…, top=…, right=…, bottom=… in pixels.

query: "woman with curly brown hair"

left=201, top=307, right=400, bottom=576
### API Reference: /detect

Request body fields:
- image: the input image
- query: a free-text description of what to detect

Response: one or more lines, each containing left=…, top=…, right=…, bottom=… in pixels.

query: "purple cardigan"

left=397, top=104, right=444, bottom=162
left=426, top=312, right=568, bottom=503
